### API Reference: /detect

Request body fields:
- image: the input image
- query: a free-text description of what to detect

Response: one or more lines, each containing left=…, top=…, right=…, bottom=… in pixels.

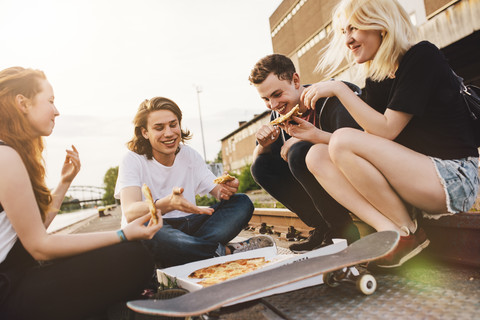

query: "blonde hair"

left=0, top=67, right=52, bottom=221
left=316, top=0, right=416, bottom=81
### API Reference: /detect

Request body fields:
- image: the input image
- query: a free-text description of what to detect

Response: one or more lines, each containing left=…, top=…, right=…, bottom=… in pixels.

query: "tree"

left=214, top=149, right=223, bottom=163
left=237, top=164, right=260, bottom=193
left=103, top=166, right=118, bottom=205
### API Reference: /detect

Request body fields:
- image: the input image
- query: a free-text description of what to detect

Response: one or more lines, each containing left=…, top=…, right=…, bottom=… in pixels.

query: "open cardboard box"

left=157, top=238, right=347, bottom=305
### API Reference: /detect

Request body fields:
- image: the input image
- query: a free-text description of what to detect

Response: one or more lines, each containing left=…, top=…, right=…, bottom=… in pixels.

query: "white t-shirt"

left=115, top=145, right=216, bottom=226
left=0, top=208, right=18, bottom=263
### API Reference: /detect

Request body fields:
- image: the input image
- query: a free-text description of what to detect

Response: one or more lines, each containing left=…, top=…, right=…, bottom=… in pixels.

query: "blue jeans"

left=430, top=156, right=479, bottom=213
left=143, top=193, right=254, bottom=267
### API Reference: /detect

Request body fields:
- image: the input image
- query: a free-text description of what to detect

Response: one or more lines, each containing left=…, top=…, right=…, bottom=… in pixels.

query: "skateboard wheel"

left=356, top=274, right=376, bottom=295
left=323, top=272, right=340, bottom=287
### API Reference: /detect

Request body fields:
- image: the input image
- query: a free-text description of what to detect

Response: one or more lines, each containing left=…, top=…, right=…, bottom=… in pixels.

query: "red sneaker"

left=375, top=225, right=430, bottom=268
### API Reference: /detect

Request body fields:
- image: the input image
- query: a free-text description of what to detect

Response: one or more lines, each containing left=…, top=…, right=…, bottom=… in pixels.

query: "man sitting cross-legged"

left=115, top=96, right=274, bottom=267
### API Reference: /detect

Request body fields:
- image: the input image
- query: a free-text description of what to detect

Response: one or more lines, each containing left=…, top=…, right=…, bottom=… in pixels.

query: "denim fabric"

left=431, top=156, right=479, bottom=213
left=251, top=140, right=359, bottom=242
left=143, top=193, right=253, bottom=267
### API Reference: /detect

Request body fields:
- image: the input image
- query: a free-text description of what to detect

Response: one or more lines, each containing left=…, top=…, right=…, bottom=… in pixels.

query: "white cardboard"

left=157, top=239, right=347, bottom=305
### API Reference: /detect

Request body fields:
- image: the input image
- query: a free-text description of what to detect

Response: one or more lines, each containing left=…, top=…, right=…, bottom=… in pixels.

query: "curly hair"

left=127, top=96, right=192, bottom=159
left=0, top=67, right=52, bottom=221
left=249, top=54, right=297, bottom=85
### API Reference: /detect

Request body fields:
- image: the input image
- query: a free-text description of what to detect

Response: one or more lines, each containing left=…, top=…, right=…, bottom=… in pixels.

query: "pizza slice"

left=270, top=104, right=302, bottom=126
left=213, top=173, right=236, bottom=184
left=142, top=183, right=158, bottom=225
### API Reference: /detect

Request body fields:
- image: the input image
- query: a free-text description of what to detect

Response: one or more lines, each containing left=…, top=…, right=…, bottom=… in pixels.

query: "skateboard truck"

left=323, top=266, right=377, bottom=295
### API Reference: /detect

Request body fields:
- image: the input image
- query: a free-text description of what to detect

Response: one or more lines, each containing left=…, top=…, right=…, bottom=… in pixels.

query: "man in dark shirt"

left=249, top=54, right=361, bottom=252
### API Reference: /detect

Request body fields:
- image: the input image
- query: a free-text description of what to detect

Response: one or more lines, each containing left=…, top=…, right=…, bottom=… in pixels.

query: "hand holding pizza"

left=282, top=116, right=322, bottom=143
left=213, top=172, right=238, bottom=201
left=122, top=212, right=163, bottom=241
left=142, top=184, right=159, bottom=225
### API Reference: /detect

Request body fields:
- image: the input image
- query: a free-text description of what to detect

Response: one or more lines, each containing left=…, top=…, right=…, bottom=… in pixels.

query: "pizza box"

left=157, top=238, right=347, bottom=305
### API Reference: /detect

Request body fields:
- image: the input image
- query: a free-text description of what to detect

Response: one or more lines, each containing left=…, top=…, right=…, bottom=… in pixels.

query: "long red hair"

left=0, top=67, right=52, bottom=221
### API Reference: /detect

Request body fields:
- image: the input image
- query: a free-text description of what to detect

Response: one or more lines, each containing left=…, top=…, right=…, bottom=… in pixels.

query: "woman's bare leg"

left=306, top=143, right=406, bottom=234
left=306, top=128, right=446, bottom=234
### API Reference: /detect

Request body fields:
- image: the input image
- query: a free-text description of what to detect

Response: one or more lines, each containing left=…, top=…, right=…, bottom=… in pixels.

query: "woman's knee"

left=305, top=144, right=330, bottom=178
left=328, top=128, right=360, bottom=164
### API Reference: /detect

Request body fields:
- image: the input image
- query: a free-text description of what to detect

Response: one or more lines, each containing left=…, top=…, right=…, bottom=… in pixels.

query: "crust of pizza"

left=270, top=105, right=302, bottom=126
left=213, top=173, right=235, bottom=184
left=188, top=257, right=268, bottom=287
left=141, top=183, right=158, bottom=224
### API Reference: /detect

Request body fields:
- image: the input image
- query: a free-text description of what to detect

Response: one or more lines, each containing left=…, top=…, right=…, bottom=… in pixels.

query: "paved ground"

left=63, top=206, right=480, bottom=320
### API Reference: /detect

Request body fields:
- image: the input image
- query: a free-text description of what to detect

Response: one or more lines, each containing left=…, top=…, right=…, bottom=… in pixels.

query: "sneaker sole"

left=290, top=249, right=309, bottom=254
left=376, top=239, right=430, bottom=268
left=230, top=235, right=277, bottom=253
left=290, top=242, right=333, bottom=254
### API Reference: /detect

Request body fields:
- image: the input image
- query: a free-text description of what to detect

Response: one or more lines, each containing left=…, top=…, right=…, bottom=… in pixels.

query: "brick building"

left=221, top=0, right=480, bottom=172
left=220, top=111, right=270, bottom=173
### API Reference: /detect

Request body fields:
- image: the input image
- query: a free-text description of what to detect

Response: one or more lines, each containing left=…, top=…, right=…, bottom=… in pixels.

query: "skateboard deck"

left=128, top=231, right=399, bottom=317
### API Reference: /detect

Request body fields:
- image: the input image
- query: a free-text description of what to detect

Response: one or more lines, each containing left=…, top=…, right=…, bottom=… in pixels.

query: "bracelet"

left=116, top=229, right=128, bottom=242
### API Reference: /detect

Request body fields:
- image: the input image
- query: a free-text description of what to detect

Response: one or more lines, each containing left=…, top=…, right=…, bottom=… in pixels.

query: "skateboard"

left=127, top=231, right=399, bottom=317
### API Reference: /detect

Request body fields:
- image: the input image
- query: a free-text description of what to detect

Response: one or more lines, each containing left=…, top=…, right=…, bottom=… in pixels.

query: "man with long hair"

left=115, top=96, right=275, bottom=267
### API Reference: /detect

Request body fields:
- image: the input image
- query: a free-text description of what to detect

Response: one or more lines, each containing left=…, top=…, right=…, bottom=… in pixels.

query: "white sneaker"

left=228, top=235, right=276, bottom=253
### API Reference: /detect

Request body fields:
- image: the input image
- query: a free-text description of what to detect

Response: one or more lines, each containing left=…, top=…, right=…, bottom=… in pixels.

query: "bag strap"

left=451, top=69, right=478, bottom=120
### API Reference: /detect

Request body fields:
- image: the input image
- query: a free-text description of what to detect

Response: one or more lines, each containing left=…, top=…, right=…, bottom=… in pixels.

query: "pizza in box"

left=188, top=257, right=269, bottom=287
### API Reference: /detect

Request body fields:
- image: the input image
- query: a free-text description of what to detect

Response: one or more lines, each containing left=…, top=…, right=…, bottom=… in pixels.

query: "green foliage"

left=103, top=166, right=118, bottom=205
left=237, top=164, right=260, bottom=193
left=158, top=275, right=180, bottom=290
left=214, top=149, right=223, bottom=163
left=252, top=201, right=285, bottom=209
left=195, top=195, right=218, bottom=206
left=60, top=196, right=81, bottom=212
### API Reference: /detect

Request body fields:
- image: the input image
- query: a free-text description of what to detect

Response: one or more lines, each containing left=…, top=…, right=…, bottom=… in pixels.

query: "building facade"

left=221, top=0, right=480, bottom=172
left=270, top=0, right=480, bottom=85
left=220, top=111, right=270, bottom=173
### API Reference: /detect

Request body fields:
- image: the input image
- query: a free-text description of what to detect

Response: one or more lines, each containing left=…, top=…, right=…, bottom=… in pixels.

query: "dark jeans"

left=0, top=240, right=154, bottom=320
left=251, top=140, right=359, bottom=242
left=144, top=193, right=254, bottom=267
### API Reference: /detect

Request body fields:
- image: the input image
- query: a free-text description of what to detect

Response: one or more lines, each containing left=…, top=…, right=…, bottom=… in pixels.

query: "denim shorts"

left=429, top=156, right=479, bottom=216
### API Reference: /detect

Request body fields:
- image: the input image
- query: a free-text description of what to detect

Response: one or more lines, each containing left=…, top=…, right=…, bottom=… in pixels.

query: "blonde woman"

left=0, top=67, right=162, bottom=319
left=283, top=0, right=478, bottom=267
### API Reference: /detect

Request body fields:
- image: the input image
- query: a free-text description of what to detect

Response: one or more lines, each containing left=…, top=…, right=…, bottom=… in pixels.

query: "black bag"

left=453, top=71, right=480, bottom=147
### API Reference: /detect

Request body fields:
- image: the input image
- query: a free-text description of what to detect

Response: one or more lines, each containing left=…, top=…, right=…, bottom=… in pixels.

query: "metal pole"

left=195, top=85, right=207, bottom=161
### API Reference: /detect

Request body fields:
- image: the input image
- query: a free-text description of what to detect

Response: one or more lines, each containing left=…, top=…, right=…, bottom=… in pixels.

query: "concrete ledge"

left=251, top=208, right=311, bottom=236
left=420, top=212, right=480, bottom=267
left=252, top=207, right=480, bottom=267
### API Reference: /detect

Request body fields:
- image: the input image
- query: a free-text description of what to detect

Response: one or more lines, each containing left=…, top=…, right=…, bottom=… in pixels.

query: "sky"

left=0, top=0, right=282, bottom=189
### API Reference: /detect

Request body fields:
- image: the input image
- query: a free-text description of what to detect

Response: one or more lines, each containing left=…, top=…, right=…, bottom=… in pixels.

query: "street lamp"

left=195, top=85, right=207, bottom=162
